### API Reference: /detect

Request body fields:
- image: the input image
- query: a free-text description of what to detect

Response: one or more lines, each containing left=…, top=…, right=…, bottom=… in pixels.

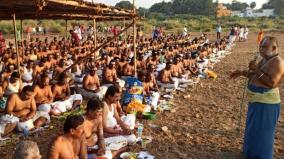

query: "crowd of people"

left=0, top=24, right=239, bottom=159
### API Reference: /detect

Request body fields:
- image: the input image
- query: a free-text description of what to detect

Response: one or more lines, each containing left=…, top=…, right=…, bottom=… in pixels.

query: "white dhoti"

left=0, top=111, right=50, bottom=133
left=103, top=78, right=125, bottom=89
left=77, top=86, right=108, bottom=100
left=157, top=81, right=178, bottom=90
left=51, top=94, right=83, bottom=114
left=150, top=92, right=160, bottom=110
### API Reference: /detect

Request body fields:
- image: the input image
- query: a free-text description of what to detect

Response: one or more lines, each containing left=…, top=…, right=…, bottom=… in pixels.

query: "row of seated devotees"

left=4, top=85, right=134, bottom=159
left=0, top=34, right=230, bottom=158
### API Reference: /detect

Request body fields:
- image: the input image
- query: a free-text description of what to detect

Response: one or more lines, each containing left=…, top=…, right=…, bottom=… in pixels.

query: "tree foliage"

left=149, top=0, right=214, bottom=16
left=250, top=2, right=256, bottom=9
left=260, top=0, right=284, bottom=15
left=269, top=0, right=284, bottom=15
left=115, top=1, right=133, bottom=10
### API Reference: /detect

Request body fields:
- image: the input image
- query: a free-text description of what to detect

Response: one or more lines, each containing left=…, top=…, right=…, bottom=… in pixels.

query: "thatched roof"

left=0, top=0, right=137, bottom=20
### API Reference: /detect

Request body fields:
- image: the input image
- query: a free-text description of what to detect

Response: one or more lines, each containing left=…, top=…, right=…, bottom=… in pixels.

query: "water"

left=23, top=128, right=29, bottom=138
left=137, top=123, right=144, bottom=142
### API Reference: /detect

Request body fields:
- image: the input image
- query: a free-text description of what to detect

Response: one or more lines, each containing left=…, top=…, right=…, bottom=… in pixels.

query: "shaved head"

left=260, top=36, right=278, bottom=48
left=259, top=36, right=278, bottom=58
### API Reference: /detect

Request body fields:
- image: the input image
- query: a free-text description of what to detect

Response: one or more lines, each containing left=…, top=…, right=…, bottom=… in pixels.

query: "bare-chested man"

left=53, top=59, right=66, bottom=78
left=171, top=56, right=191, bottom=87
left=78, top=68, right=107, bottom=100
left=121, top=58, right=135, bottom=80
left=34, top=74, right=54, bottom=114
left=230, top=36, right=284, bottom=159
left=33, top=59, right=46, bottom=80
left=102, top=60, right=125, bottom=88
left=83, top=99, right=112, bottom=159
left=51, top=73, right=82, bottom=115
left=2, top=85, right=50, bottom=132
left=157, top=61, right=178, bottom=90
left=49, top=115, right=87, bottom=159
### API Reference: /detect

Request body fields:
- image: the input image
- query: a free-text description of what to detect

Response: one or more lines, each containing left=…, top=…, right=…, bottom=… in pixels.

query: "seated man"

left=0, top=85, right=7, bottom=111
left=2, top=72, right=23, bottom=96
left=21, top=60, right=34, bottom=87
left=77, top=67, right=108, bottom=100
left=33, top=74, right=54, bottom=114
left=52, top=73, right=82, bottom=115
left=102, top=86, right=136, bottom=144
left=157, top=61, right=178, bottom=90
left=121, top=58, right=135, bottom=80
left=52, top=59, right=66, bottom=78
left=83, top=99, right=112, bottom=159
left=171, top=57, right=191, bottom=88
left=33, top=59, right=46, bottom=80
left=13, top=140, right=42, bottom=159
left=49, top=115, right=87, bottom=159
left=102, top=60, right=125, bottom=88
left=1, top=85, right=50, bottom=132
left=142, top=71, right=160, bottom=110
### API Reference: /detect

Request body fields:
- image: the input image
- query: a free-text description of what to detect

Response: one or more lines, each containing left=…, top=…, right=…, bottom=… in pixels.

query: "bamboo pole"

left=123, top=18, right=126, bottom=44
left=93, top=18, right=97, bottom=58
left=65, top=19, right=68, bottom=38
left=54, top=21, right=135, bottom=81
left=20, top=19, right=24, bottom=58
left=133, top=0, right=137, bottom=77
left=12, top=14, right=20, bottom=73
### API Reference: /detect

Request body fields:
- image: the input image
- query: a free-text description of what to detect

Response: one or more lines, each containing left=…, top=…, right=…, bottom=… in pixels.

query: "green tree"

left=149, top=1, right=172, bottom=15
left=230, top=1, right=249, bottom=11
left=269, top=0, right=284, bottom=15
left=115, top=1, right=133, bottom=10
left=137, top=7, right=148, bottom=17
left=262, top=2, right=273, bottom=9
left=250, top=2, right=256, bottom=9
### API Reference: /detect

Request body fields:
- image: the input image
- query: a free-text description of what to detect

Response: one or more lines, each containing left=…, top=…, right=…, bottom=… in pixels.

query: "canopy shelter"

left=0, top=0, right=136, bottom=20
left=0, top=0, right=139, bottom=78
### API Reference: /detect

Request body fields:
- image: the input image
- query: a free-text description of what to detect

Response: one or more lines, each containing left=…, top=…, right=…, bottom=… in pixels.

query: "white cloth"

left=22, top=67, right=33, bottom=82
left=239, top=28, right=244, bottom=38
left=51, top=94, right=82, bottom=114
left=88, top=150, right=112, bottom=159
left=0, top=114, right=19, bottom=134
left=17, top=111, right=50, bottom=131
left=77, top=86, right=108, bottom=100
left=121, top=114, right=136, bottom=130
left=103, top=78, right=125, bottom=89
left=157, top=81, right=178, bottom=90
left=105, top=134, right=137, bottom=149
left=150, top=92, right=160, bottom=110
left=0, top=111, right=50, bottom=133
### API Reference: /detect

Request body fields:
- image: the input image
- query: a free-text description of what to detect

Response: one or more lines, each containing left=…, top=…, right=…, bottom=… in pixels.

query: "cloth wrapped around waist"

left=246, top=84, right=281, bottom=104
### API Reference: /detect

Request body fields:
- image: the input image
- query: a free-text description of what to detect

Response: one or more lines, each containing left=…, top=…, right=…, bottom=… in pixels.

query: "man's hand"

left=93, top=88, right=100, bottom=93
left=20, top=116, right=30, bottom=122
left=97, top=146, right=106, bottom=156
left=249, top=60, right=258, bottom=71
left=230, top=70, right=245, bottom=79
left=122, top=126, right=131, bottom=135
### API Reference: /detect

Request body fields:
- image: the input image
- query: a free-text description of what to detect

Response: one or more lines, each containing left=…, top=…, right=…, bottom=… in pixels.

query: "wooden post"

left=123, top=18, right=126, bottom=44
left=133, top=0, right=137, bottom=78
left=65, top=19, right=68, bottom=38
left=20, top=19, right=24, bottom=58
left=93, top=18, right=97, bottom=58
left=12, top=14, right=20, bottom=73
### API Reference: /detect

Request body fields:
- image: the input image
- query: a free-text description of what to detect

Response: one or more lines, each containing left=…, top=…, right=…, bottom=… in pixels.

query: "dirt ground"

left=0, top=32, right=283, bottom=159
